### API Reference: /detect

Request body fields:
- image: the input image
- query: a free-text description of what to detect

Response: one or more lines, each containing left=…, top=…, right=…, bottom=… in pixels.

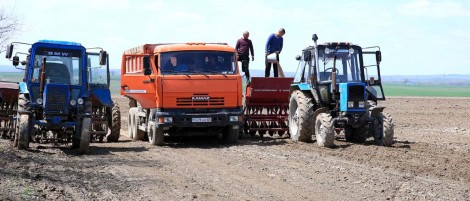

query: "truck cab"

left=121, top=43, right=243, bottom=145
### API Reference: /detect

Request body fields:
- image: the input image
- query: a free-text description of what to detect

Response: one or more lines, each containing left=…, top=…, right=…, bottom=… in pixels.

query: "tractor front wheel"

left=374, top=112, right=395, bottom=146
left=79, top=117, right=91, bottom=154
left=315, top=113, right=335, bottom=148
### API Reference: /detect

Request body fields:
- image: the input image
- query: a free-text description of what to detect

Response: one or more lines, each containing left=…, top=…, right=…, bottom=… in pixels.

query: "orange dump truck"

left=120, top=43, right=243, bottom=145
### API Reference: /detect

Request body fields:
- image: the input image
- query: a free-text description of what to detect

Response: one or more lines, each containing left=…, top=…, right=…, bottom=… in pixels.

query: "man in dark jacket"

left=265, top=28, right=285, bottom=77
left=235, top=31, right=254, bottom=81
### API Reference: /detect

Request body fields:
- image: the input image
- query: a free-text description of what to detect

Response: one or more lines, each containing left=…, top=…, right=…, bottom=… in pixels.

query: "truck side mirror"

left=376, top=51, right=382, bottom=63
left=5, top=45, right=14, bottom=59
left=12, top=56, right=19, bottom=66
left=143, top=56, right=151, bottom=75
left=295, top=55, right=301, bottom=61
left=312, top=34, right=318, bottom=42
left=99, top=50, right=107, bottom=65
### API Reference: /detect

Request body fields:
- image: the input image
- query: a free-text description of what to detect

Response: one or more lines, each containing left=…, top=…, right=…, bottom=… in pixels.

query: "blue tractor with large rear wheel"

left=288, top=34, right=394, bottom=147
left=4, top=40, right=120, bottom=154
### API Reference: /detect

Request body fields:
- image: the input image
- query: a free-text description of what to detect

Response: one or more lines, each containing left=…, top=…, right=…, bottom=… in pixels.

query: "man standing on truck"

left=265, top=28, right=285, bottom=77
left=235, top=31, right=254, bottom=81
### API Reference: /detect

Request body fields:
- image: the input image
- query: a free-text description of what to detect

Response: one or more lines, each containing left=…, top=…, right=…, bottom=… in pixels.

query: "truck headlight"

left=36, top=97, right=43, bottom=105
left=77, top=98, right=84, bottom=105
left=230, top=116, right=239, bottom=122
left=358, top=101, right=365, bottom=108
left=163, top=117, right=173, bottom=123
left=70, top=99, right=77, bottom=106
left=347, top=101, right=354, bottom=108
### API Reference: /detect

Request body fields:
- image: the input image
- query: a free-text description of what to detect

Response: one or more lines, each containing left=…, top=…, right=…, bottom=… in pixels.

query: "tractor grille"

left=176, top=94, right=224, bottom=106
left=44, top=84, right=69, bottom=114
left=348, top=85, right=365, bottom=101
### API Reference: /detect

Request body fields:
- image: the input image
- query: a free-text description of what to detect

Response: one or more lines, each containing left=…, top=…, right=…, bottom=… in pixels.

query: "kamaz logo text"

left=192, top=96, right=210, bottom=101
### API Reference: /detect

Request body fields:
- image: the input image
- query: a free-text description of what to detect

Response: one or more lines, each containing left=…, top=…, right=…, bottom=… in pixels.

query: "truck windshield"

left=31, top=47, right=82, bottom=85
left=160, top=51, right=236, bottom=75
left=317, top=46, right=362, bottom=83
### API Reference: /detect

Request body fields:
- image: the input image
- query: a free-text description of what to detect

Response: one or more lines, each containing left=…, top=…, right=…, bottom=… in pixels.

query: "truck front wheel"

left=223, top=126, right=239, bottom=144
left=148, top=123, right=164, bottom=146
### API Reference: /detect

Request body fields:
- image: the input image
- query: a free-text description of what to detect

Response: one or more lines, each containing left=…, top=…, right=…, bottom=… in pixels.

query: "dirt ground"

left=1, top=96, right=469, bottom=200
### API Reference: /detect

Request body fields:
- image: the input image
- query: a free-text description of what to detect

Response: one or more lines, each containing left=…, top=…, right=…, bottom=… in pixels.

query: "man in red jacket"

left=235, top=31, right=254, bottom=81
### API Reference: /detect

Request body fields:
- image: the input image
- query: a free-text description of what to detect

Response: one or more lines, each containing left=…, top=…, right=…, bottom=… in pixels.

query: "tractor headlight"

left=347, top=101, right=354, bottom=108
left=163, top=117, right=173, bottom=123
left=358, top=101, right=365, bottom=108
left=36, top=97, right=43, bottom=105
left=325, top=48, right=331, bottom=54
left=70, top=99, right=77, bottom=106
left=349, top=48, right=355, bottom=54
left=77, top=98, right=84, bottom=105
left=230, top=116, right=239, bottom=122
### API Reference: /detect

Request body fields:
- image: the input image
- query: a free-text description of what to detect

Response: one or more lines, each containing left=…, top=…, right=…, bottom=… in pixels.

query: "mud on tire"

left=16, top=94, right=30, bottom=150
left=128, top=107, right=137, bottom=139
left=148, top=122, right=164, bottom=146
left=288, top=90, right=314, bottom=142
left=315, top=113, right=335, bottom=148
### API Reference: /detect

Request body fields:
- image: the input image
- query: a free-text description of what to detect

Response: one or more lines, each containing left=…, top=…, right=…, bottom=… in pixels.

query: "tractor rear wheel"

left=17, top=114, right=30, bottom=150
left=289, top=90, right=314, bottom=142
left=127, top=107, right=137, bottom=139
left=315, top=113, right=335, bottom=147
left=17, top=94, right=30, bottom=150
left=79, top=117, right=91, bottom=154
left=148, top=122, right=164, bottom=146
left=374, top=112, right=394, bottom=146
left=106, top=103, right=121, bottom=142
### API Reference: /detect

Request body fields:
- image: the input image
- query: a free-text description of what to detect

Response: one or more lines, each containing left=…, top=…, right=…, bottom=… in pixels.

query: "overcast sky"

left=1, top=0, right=469, bottom=75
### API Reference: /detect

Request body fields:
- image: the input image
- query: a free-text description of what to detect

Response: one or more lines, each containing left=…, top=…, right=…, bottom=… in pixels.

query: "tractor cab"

left=289, top=34, right=394, bottom=148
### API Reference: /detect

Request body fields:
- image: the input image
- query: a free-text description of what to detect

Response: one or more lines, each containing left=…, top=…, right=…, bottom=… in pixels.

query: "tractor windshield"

left=160, top=51, right=236, bottom=75
left=87, top=53, right=109, bottom=87
left=317, top=46, right=362, bottom=83
left=31, top=47, right=82, bottom=85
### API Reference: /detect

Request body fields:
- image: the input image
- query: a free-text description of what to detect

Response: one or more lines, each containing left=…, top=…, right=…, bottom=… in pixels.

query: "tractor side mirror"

left=295, top=55, right=301, bottom=61
left=12, top=56, right=19, bottom=66
left=312, top=34, right=318, bottom=42
left=303, top=51, right=311, bottom=61
left=99, top=50, right=107, bottom=65
left=376, top=51, right=382, bottom=63
left=143, top=56, right=151, bottom=75
left=5, top=45, right=14, bottom=59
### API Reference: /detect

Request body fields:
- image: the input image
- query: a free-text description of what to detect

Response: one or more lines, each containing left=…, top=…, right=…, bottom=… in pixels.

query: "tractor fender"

left=313, top=107, right=328, bottom=126
left=19, top=82, right=29, bottom=94
left=90, top=88, right=113, bottom=107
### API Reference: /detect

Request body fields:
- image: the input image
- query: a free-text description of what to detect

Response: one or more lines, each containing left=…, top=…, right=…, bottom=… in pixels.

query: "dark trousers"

left=265, top=54, right=279, bottom=77
left=239, top=54, right=250, bottom=80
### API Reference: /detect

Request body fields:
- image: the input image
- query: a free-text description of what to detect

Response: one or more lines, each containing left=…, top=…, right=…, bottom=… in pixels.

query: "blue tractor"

left=4, top=40, right=120, bottom=154
left=288, top=34, right=394, bottom=147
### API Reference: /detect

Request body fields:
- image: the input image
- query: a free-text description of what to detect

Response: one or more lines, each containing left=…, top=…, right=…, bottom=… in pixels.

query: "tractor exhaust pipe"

left=331, top=55, right=337, bottom=98
left=39, top=58, right=46, bottom=98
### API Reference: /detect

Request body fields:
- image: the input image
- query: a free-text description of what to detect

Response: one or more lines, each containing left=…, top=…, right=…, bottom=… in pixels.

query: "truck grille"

left=348, top=85, right=365, bottom=101
left=177, top=94, right=224, bottom=106
left=44, top=84, right=69, bottom=114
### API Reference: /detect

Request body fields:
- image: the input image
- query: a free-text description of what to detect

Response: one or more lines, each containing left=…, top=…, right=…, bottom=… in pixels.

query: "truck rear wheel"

left=223, top=126, right=239, bottom=144
left=288, top=90, right=314, bottom=142
left=133, top=110, right=145, bottom=141
left=79, top=117, right=91, bottom=154
left=374, top=112, right=394, bottom=146
left=148, top=123, right=164, bottom=146
left=315, top=113, right=335, bottom=147
left=127, top=107, right=137, bottom=139
left=106, top=103, right=121, bottom=142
